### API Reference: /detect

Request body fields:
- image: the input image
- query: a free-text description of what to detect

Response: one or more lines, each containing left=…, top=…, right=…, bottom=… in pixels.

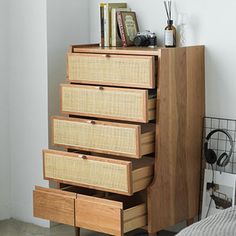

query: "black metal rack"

left=204, top=116, right=236, bottom=174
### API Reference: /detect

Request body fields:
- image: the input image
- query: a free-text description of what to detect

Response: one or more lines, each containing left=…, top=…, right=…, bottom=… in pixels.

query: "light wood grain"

left=75, top=194, right=123, bottom=236
left=123, top=203, right=147, bottom=233
left=71, top=44, right=162, bottom=56
left=75, top=194, right=147, bottom=235
left=147, top=46, right=205, bottom=232
left=33, top=186, right=76, bottom=226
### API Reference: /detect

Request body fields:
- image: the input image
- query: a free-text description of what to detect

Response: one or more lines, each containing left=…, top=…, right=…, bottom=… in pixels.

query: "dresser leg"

left=186, top=218, right=194, bottom=226
left=75, top=227, right=80, bottom=236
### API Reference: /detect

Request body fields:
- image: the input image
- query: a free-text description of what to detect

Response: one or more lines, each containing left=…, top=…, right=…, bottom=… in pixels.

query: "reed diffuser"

left=164, top=1, right=176, bottom=47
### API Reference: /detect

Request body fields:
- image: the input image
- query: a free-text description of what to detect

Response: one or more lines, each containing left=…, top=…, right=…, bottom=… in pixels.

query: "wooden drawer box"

left=67, top=53, right=155, bottom=88
left=33, top=186, right=147, bottom=235
left=33, top=186, right=76, bottom=226
left=75, top=194, right=147, bottom=236
left=52, top=117, right=155, bottom=158
left=61, top=84, right=156, bottom=123
left=43, top=149, right=154, bottom=195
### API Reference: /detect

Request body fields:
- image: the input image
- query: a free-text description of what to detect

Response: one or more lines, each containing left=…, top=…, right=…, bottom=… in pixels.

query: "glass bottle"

left=164, top=19, right=176, bottom=47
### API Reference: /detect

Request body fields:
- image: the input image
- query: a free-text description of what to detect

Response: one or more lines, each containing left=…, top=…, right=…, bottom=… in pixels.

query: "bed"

left=176, top=206, right=236, bottom=236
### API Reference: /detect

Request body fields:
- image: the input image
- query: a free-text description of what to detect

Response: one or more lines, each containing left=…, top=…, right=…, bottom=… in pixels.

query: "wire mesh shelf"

left=204, top=116, right=236, bottom=174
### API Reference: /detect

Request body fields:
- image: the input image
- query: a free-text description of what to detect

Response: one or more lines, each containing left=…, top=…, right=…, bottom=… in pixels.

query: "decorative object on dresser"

left=133, top=30, right=157, bottom=48
left=117, top=11, right=139, bottom=47
left=100, top=2, right=128, bottom=47
left=33, top=44, right=205, bottom=236
left=111, top=7, right=131, bottom=46
left=164, top=0, right=176, bottom=47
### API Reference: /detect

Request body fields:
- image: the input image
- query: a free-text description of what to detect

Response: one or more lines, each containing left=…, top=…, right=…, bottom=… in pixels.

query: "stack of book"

left=100, top=2, right=139, bottom=47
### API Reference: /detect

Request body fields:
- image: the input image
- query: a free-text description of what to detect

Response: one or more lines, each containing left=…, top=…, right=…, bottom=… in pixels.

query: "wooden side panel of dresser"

left=147, top=46, right=205, bottom=232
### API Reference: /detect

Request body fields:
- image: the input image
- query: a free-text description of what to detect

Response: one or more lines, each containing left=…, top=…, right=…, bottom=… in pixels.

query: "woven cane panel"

left=53, top=119, right=137, bottom=156
left=62, top=85, right=145, bottom=121
left=44, top=152, right=128, bottom=192
left=68, top=54, right=153, bottom=88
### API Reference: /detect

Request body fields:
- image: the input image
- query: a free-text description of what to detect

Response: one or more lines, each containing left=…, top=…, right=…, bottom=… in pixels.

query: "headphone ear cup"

left=205, top=149, right=217, bottom=164
left=217, top=153, right=230, bottom=167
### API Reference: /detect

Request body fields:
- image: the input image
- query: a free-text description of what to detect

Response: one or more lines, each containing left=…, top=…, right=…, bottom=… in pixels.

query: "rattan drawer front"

left=43, top=149, right=154, bottom=195
left=75, top=194, right=147, bottom=235
left=67, top=53, right=155, bottom=88
left=52, top=117, right=155, bottom=158
left=33, top=186, right=76, bottom=226
left=61, top=84, right=156, bottom=123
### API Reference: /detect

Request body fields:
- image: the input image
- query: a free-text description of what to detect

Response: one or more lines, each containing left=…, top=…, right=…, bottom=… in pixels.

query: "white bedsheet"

left=177, top=206, right=236, bottom=236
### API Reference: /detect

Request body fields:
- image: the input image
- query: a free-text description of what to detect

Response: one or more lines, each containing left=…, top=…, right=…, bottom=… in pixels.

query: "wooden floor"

left=0, top=219, right=177, bottom=236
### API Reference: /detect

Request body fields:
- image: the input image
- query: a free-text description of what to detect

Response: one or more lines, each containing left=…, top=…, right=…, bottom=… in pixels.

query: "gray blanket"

left=177, top=206, right=236, bottom=236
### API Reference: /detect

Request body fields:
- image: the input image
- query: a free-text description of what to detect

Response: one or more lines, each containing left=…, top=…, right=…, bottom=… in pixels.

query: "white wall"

left=89, top=0, right=236, bottom=119
left=9, top=0, right=49, bottom=227
left=0, top=0, right=10, bottom=220
left=47, top=0, right=90, bottom=147
left=2, top=0, right=235, bottom=229
left=0, top=0, right=90, bottom=226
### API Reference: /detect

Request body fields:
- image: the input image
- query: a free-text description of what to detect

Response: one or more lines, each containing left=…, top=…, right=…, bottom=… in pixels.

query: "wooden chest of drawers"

left=33, top=45, right=205, bottom=235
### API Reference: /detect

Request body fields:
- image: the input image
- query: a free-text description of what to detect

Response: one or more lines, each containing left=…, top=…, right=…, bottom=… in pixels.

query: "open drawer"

left=67, top=53, right=155, bottom=89
left=75, top=193, right=147, bottom=235
left=43, top=149, right=154, bottom=195
left=61, top=84, right=156, bottom=123
left=52, top=116, right=155, bottom=158
left=33, top=186, right=76, bottom=226
left=33, top=186, right=147, bottom=235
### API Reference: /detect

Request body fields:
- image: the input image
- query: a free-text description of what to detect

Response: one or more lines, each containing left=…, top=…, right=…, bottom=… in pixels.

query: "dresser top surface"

left=71, top=44, right=161, bottom=56
left=71, top=44, right=204, bottom=56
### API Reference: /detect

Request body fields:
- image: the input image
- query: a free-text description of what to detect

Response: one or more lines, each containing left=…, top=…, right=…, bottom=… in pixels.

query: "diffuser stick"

left=164, top=1, right=170, bottom=20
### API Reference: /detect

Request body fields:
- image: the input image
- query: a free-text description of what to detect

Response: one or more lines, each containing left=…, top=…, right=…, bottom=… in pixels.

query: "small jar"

left=164, top=19, right=176, bottom=47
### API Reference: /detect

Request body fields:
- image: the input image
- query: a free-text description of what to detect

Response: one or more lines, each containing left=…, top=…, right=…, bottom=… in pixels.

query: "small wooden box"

left=43, top=149, right=154, bottom=195
left=52, top=117, right=155, bottom=158
left=61, top=84, right=156, bottom=123
left=67, top=53, right=155, bottom=88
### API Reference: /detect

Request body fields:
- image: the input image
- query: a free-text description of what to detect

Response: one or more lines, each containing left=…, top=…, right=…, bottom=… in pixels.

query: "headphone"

left=204, top=129, right=234, bottom=167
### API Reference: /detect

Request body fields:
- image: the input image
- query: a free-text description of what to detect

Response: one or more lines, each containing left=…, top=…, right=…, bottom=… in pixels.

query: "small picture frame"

left=201, top=169, right=236, bottom=219
left=117, top=11, right=139, bottom=46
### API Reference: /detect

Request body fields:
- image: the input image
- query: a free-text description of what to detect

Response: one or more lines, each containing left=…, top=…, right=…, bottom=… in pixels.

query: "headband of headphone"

left=205, top=129, right=234, bottom=160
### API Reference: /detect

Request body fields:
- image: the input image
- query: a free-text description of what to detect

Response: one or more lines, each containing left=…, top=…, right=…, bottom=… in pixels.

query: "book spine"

left=100, top=4, right=104, bottom=47
left=104, top=4, right=109, bottom=47
left=117, top=11, right=127, bottom=47
left=111, top=9, right=117, bottom=47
